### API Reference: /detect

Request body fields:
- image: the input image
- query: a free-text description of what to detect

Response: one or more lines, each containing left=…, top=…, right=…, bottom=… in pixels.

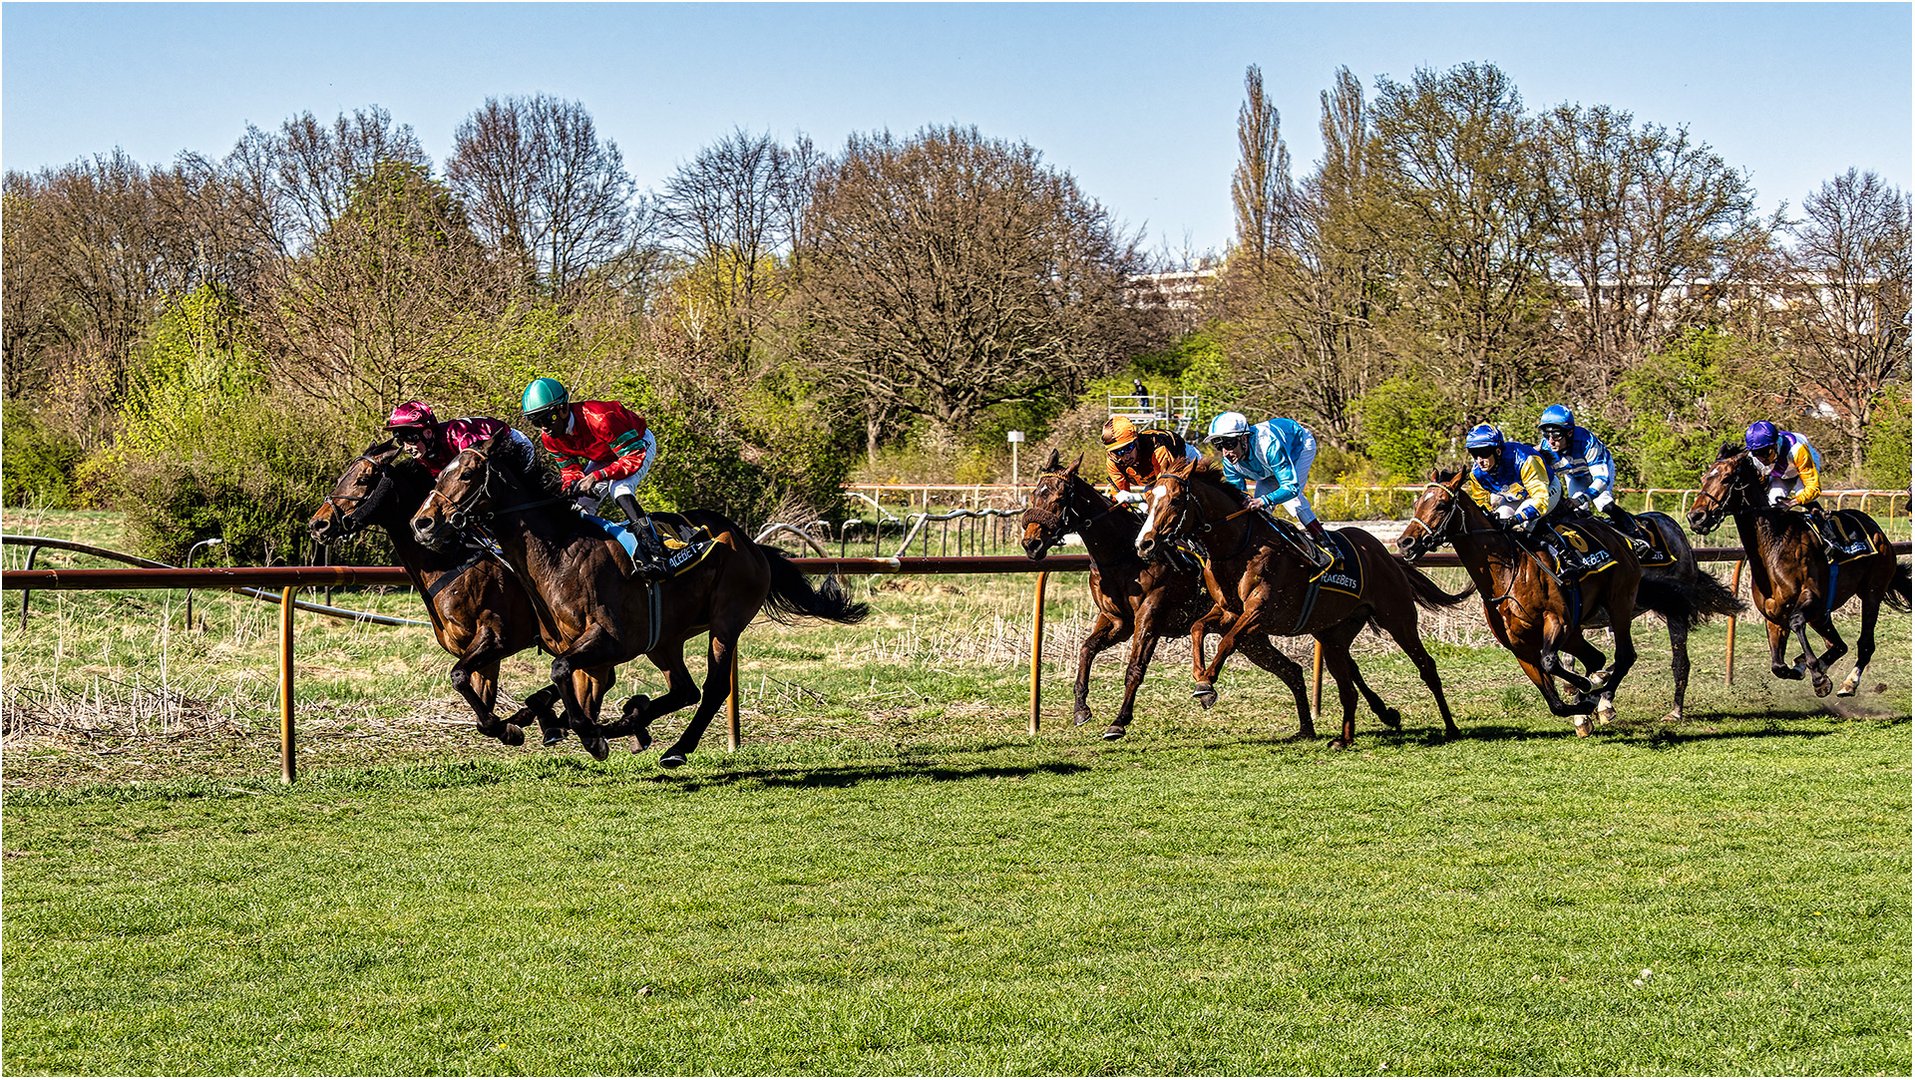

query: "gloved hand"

left=1494, top=503, right=1519, bottom=523
left=1771, top=490, right=1792, bottom=508
left=1571, top=491, right=1592, bottom=511
left=1112, top=489, right=1146, bottom=505
left=1247, top=494, right=1273, bottom=511
left=565, top=475, right=608, bottom=499
left=1516, top=509, right=1542, bottom=532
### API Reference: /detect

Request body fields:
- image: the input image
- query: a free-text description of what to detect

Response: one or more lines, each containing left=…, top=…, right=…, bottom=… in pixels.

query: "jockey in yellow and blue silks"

left=1745, top=421, right=1843, bottom=552
left=1536, top=404, right=1652, bottom=559
left=1462, top=423, right=1561, bottom=530
left=1206, top=411, right=1333, bottom=569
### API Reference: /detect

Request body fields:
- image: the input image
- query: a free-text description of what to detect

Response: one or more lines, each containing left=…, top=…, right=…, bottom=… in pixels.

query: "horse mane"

left=1716, top=440, right=1745, bottom=460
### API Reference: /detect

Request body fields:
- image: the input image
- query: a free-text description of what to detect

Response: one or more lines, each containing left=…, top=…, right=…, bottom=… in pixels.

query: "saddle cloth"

left=583, top=513, right=718, bottom=579
left=1827, top=510, right=1880, bottom=564
left=1525, top=521, right=1618, bottom=579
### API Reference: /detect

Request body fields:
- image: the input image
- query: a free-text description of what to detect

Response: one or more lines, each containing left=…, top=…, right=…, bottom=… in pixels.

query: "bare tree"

left=801, top=126, right=1154, bottom=450
left=225, top=106, right=428, bottom=257
left=1780, top=169, right=1912, bottom=478
left=445, top=94, right=640, bottom=297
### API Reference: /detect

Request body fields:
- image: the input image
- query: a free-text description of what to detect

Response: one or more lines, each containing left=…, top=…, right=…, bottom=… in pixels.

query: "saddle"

left=1518, top=520, right=1619, bottom=585
left=584, top=512, right=718, bottom=579
left=1822, top=509, right=1879, bottom=564
left=1281, top=528, right=1364, bottom=633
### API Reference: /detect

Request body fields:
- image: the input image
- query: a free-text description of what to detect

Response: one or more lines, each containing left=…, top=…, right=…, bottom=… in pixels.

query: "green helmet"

left=522, top=377, right=569, bottom=430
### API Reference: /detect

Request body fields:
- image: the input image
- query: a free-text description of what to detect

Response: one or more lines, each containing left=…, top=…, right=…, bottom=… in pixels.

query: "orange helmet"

left=1102, top=415, right=1139, bottom=451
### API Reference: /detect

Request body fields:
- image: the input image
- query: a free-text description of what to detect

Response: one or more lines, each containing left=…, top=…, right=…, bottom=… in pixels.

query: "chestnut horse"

left=1134, top=457, right=1473, bottom=748
left=1687, top=443, right=1910, bottom=697
left=1021, top=451, right=1324, bottom=741
left=1397, top=468, right=1651, bottom=735
left=309, top=442, right=561, bottom=745
left=411, top=431, right=868, bottom=765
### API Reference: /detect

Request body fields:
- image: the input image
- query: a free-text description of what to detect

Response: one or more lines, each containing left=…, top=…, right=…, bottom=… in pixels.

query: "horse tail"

left=1638, top=569, right=1745, bottom=624
left=758, top=544, right=871, bottom=625
left=1403, top=562, right=1475, bottom=610
left=1888, top=560, right=1912, bottom=613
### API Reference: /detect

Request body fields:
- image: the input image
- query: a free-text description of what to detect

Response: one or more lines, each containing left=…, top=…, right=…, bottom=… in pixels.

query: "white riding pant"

left=574, top=430, right=658, bottom=514
left=1249, top=431, right=1318, bottom=527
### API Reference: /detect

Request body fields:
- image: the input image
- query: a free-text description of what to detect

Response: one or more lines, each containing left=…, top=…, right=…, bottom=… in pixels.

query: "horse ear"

left=1043, top=447, right=1063, bottom=472
left=1066, top=452, right=1083, bottom=476
left=368, top=440, right=401, bottom=462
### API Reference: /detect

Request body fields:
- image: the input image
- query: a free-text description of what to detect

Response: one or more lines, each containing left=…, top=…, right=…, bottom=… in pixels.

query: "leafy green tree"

left=1618, top=326, right=1774, bottom=488
left=1355, top=377, right=1455, bottom=480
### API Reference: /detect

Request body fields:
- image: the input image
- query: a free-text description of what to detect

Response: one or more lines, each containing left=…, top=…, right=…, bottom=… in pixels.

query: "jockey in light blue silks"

left=1535, top=404, right=1652, bottom=559
left=1206, top=411, right=1332, bottom=569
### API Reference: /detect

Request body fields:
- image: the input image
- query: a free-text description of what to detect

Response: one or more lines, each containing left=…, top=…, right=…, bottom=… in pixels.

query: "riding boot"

left=1533, top=525, right=1576, bottom=590
left=614, top=493, right=669, bottom=578
left=1304, top=518, right=1335, bottom=570
left=1603, top=503, right=1654, bottom=561
left=1804, top=504, right=1843, bottom=557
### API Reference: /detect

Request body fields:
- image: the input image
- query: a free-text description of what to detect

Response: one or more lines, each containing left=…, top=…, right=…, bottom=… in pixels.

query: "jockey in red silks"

left=384, top=401, right=536, bottom=478
left=519, top=377, right=667, bottom=577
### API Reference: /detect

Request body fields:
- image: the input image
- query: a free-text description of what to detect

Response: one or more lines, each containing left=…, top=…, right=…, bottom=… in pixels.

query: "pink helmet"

left=385, top=401, right=437, bottom=431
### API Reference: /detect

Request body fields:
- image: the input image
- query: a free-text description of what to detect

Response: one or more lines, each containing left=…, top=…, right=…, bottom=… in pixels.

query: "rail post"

left=279, top=586, right=297, bottom=783
left=17, top=544, right=41, bottom=629
left=726, top=646, right=741, bottom=752
left=1312, top=641, right=1324, bottom=721
left=1028, top=570, right=1049, bottom=734
left=1724, top=559, right=1745, bottom=686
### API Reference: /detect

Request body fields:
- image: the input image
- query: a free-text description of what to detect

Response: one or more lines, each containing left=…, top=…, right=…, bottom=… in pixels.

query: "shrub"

left=1355, top=377, right=1454, bottom=480
left=1, top=409, right=85, bottom=508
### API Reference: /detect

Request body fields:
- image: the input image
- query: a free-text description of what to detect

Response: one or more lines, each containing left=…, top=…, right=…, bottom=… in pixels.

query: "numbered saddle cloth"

left=1827, top=510, right=1880, bottom=565
left=1282, top=527, right=1365, bottom=633
left=1534, top=521, right=1619, bottom=579
left=583, top=512, right=718, bottom=579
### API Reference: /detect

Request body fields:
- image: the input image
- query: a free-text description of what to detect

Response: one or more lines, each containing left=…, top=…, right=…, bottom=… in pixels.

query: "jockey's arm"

left=1462, top=474, right=1497, bottom=513
left=1790, top=441, right=1821, bottom=504
left=585, top=405, right=651, bottom=482
left=1584, top=435, right=1616, bottom=496
left=1515, top=453, right=1553, bottom=522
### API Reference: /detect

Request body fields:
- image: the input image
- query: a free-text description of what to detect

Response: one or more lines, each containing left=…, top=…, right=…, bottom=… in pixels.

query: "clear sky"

left=3, top=2, right=1909, bottom=257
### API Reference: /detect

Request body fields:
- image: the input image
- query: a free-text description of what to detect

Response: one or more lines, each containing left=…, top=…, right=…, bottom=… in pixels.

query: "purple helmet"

left=1744, top=421, right=1779, bottom=453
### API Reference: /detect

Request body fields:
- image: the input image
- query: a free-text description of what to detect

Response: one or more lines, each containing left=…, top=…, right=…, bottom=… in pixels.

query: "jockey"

left=1745, top=421, right=1842, bottom=553
left=520, top=377, right=667, bottom=577
left=1536, top=404, right=1652, bottom=560
left=1463, top=421, right=1588, bottom=580
left=1103, top=415, right=1201, bottom=505
left=1205, top=411, right=1332, bottom=570
left=384, top=401, right=535, bottom=479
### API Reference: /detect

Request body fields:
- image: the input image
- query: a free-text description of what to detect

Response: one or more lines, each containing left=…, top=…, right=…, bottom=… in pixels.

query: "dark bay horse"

left=1397, top=469, right=1654, bottom=735
left=411, top=431, right=868, bottom=765
left=1687, top=444, right=1910, bottom=697
left=1133, top=457, right=1473, bottom=749
left=1019, top=450, right=1321, bottom=741
left=309, top=443, right=561, bottom=745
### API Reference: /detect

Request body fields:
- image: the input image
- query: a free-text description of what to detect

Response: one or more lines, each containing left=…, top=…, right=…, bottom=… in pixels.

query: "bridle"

left=1024, top=471, right=1124, bottom=537
left=319, top=454, right=396, bottom=536
left=421, top=447, right=497, bottom=533
left=1689, top=453, right=1759, bottom=533
left=1397, top=480, right=1463, bottom=561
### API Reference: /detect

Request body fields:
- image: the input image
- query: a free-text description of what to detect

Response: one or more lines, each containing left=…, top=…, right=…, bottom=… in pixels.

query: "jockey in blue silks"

left=1536, top=404, right=1652, bottom=559
left=1463, top=422, right=1587, bottom=580
left=1206, top=411, right=1332, bottom=569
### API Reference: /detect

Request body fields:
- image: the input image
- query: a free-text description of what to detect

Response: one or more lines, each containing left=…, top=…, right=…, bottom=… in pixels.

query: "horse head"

left=412, top=439, right=501, bottom=550
left=310, top=442, right=408, bottom=545
left=1396, top=468, right=1469, bottom=563
left=1687, top=442, right=1758, bottom=535
left=1134, top=456, right=1206, bottom=562
left=1020, top=449, right=1086, bottom=560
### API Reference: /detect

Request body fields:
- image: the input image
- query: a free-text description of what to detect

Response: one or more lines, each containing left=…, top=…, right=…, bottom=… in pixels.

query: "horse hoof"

left=584, top=737, right=610, bottom=761
left=1379, top=709, right=1403, bottom=731
left=1771, top=665, right=1800, bottom=681
left=622, top=694, right=651, bottom=723
left=1573, top=718, right=1594, bottom=738
left=1812, top=676, right=1833, bottom=698
left=1595, top=702, right=1616, bottom=726
left=1327, top=738, right=1352, bottom=751
left=1192, top=684, right=1217, bottom=710
left=634, top=725, right=653, bottom=751
left=541, top=730, right=567, bottom=748
left=1837, top=673, right=1861, bottom=697
left=1073, top=707, right=1096, bottom=727
left=1588, top=669, right=1612, bottom=692
left=659, top=753, right=688, bottom=768
left=1100, top=725, right=1127, bottom=741
left=502, top=724, right=526, bottom=747
left=1659, top=708, right=1683, bottom=725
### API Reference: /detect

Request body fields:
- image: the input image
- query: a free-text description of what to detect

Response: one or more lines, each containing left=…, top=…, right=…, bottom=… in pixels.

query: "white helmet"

left=1206, top=411, right=1251, bottom=443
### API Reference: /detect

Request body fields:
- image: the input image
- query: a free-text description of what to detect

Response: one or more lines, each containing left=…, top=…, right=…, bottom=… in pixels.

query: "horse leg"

left=1839, top=591, right=1882, bottom=697
left=561, top=665, right=613, bottom=761
left=1661, top=609, right=1692, bottom=723
left=658, top=620, right=750, bottom=768
left=508, top=683, right=567, bottom=747
left=1103, top=628, right=1161, bottom=741
left=1789, top=612, right=1834, bottom=697
left=1195, top=605, right=1264, bottom=706
left=1236, top=637, right=1314, bottom=739
left=448, top=628, right=518, bottom=744
left=1802, top=610, right=1844, bottom=699
left=1189, top=604, right=1229, bottom=706
left=1593, top=612, right=1638, bottom=726
left=1376, top=607, right=1459, bottom=739
left=1518, top=643, right=1598, bottom=729
left=549, top=627, right=622, bottom=760
left=1767, top=618, right=1802, bottom=680
left=616, top=656, right=698, bottom=752
left=1075, top=612, right=1129, bottom=729
left=1315, top=619, right=1367, bottom=750
left=1337, top=632, right=1404, bottom=732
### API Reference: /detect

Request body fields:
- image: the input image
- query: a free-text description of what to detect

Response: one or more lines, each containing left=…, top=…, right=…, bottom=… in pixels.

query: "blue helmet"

left=1464, top=423, right=1504, bottom=452
left=1744, top=421, right=1779, bottom=453
left=1538, top=404, right=1575, bottom=432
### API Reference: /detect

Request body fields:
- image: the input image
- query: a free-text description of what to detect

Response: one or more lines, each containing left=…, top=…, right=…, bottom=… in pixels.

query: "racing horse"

left=1397, top=468, right=1669, bottom=735
left=309, top=442, right=562, bottom=746
left=1687, top=443, right=1910, bottom=697
left=411, top=430, right=868, bottom=765
left=1133, top=457, right=1475, bottom=749
left=1021, top=449, right=1339, bottom=741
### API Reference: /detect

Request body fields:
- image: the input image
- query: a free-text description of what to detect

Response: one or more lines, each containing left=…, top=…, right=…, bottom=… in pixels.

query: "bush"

left=1863, top=391, right=1911, bottom=490
left=1355, top=377, right=1454, bottom=480
left=1, top=409, right=85, bottom=508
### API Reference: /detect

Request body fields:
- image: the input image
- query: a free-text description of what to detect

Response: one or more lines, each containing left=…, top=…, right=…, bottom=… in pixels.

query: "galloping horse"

left=1020, top=450, right=1320, bottom=740
left=411, top=431, right=868, bottom=765
left=1134, top=457, right=1474, bottom=748
left=1398, top=469, right=1657, bottom=734
left=309, top=442, right=561, bottom=745
left=1687, top=443, right=1910, bottom=697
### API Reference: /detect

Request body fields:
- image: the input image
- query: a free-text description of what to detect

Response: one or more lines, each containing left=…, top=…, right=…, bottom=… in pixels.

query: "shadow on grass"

left=645, top=758, right=1092, bottom=792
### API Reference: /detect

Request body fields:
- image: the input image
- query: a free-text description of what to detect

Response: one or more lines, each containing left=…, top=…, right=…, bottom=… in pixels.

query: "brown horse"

left=1397, top=468, right=1650, bottom=734
left=1133, top=457, right=1473, bottom=748
left=411, top=431, right=869, bottom=765
left=1687, top=443, right=1910, bottom=697
left=1020, top=450, right=1321, bottom=740
left=309, top=442, right=561, bottom=746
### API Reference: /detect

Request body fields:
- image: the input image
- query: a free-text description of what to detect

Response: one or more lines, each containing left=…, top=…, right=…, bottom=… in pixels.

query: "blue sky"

left=3, top=2, right=1909, bottom=256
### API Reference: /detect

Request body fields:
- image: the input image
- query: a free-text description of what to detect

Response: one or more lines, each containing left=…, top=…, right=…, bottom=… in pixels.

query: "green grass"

left=3, top=509, right=1911, bottom=1074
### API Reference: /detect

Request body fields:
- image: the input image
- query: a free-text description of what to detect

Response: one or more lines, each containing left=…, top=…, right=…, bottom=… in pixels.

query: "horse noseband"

left=448, top=508, right=470, bottom=532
